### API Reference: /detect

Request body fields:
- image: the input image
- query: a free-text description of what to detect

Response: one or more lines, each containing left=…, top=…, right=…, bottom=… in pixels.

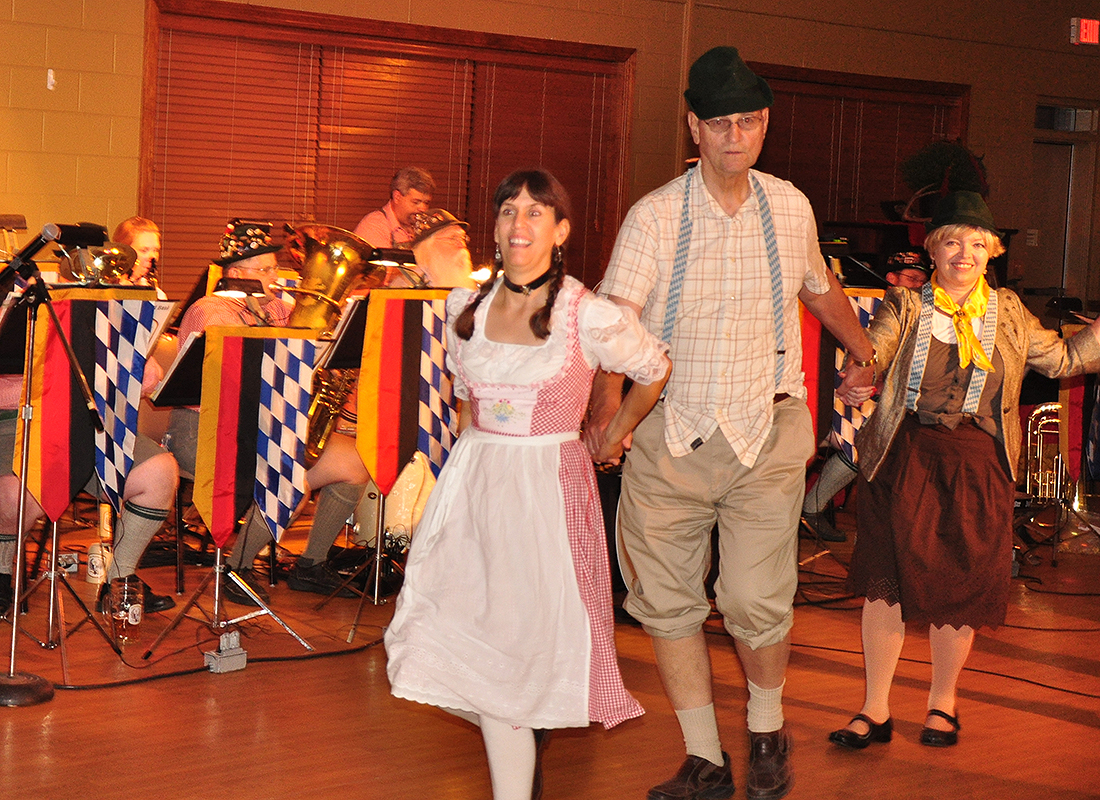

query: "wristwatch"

left=848, top=349, right=876, bottom=368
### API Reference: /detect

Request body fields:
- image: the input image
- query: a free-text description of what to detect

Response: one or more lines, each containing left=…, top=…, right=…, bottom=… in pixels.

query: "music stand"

left=0, top=244, right=109, bottom=705
left=10, top=521, right=120, bottom=684
left=1, top=283, right=173, bottom=688
left=341, top=288, right=456, bottom=642
left=143, top=327, right=317, bottom=661
left=303, top=297, right=386, bottom=611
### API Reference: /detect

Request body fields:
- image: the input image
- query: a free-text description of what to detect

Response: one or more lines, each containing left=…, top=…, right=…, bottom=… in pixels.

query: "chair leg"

left=268, top=539, right=278, bottom=586
left=175, top=480, right=187, bottom=594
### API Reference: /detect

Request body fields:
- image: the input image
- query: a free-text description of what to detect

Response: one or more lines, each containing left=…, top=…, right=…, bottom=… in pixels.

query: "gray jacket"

left=856, top=286, right=1100, bottom=483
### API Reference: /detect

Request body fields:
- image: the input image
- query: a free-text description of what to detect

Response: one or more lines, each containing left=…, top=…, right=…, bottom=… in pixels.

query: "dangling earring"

left=552, top=245, right=563, bottom=266
left=494, top=245, right=501, bottom=262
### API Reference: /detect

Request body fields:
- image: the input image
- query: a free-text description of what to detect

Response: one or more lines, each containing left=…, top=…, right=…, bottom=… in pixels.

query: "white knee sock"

left=675, top=704, right=724, bottom=765
left=746, top=679, right=785, bottom=733
left=480, top=717, right=536, bottom=800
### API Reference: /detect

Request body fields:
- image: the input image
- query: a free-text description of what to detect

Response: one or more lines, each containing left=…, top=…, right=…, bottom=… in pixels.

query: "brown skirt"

left=849, top=414, right=1015, bottom=629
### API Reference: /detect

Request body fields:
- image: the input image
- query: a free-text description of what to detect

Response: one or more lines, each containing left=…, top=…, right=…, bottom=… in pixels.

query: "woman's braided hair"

left=455, top=168, right=572, bottom=341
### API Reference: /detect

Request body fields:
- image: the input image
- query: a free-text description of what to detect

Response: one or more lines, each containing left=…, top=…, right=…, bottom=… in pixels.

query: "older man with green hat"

left=587, top=47, right=875, bottom=800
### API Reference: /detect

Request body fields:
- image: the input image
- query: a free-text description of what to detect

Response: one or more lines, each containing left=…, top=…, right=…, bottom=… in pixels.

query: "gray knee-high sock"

left=107, top=502, right=169, bottom=580
left=803, top=453, right=857, bottom=514
left=0, top=538, right=15, bottom=575
left=300, top=482, right=366, bottom=565
left=230, top=506, right=274, bottom=570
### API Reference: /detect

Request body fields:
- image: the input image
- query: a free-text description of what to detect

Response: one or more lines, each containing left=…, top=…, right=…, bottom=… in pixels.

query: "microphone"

left=2, top=223, right=62, bottom=281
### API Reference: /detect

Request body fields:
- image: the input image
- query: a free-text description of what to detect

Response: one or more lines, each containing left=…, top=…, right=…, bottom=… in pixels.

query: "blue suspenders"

left=661, top=168, right=787, bottom=388
left=906, top=281, right=998, bottom=414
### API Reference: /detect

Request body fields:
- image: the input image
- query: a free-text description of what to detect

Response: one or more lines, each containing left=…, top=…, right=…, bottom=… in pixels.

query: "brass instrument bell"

left=286, top=224, right=386, bottom=331
left=57, top=242, right=138, bottom=285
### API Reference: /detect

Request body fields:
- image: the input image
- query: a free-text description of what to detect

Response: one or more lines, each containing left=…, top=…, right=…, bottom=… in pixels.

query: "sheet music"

left=148, top=300, right=178, bottom=357
left=316, top=295, right=367, bottom=370
left=150, top=330, right=204, bottom=405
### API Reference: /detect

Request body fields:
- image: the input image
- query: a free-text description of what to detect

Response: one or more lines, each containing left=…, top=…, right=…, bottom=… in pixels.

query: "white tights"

left=444, top=709, right=535, bottom=800
left=855, top=598, right=975, bottom=732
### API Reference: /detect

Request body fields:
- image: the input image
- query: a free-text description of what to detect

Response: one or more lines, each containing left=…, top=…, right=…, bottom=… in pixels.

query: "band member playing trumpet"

left=353, top=166, right=435, bottom=250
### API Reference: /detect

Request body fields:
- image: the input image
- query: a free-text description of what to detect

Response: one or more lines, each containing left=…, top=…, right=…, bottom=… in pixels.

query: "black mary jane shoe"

left=828, top=713, right=893, bottom=750
left=920, top=709, right=960, bottom=747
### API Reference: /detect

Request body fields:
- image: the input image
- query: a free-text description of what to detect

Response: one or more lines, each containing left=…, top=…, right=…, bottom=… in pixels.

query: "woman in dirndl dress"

left=385, top=168, right=670, bottom=799
left=829, top=191, right=1100, bottom=750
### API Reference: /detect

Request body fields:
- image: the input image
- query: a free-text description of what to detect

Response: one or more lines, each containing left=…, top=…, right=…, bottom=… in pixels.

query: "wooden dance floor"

left=1, top=510, right=1098, bottom=800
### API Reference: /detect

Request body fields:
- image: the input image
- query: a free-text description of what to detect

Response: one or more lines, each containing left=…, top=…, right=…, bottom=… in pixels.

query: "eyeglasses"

left=239, top=265, right=279, bottom=276
left=439, top=232, right=470, bottom=247
left=701, top=113, right=764, bottom=134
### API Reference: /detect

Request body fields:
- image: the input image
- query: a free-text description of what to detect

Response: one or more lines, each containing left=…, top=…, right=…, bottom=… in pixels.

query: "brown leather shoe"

left=746, top=729, right=793, bottom=800
left=647, top=752, right=734, bottom=800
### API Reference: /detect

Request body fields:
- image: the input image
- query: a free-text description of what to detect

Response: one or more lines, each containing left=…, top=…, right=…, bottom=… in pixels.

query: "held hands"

left=583, top=381, right=626, bottom=464
left=835, top=360, right=876, bottom=407
left=584, top=360, right=667, bottom=465
left=587, top=427, right=633, bottom=464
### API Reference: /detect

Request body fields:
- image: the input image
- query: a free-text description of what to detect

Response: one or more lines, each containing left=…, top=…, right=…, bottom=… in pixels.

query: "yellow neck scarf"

left=931, top=274, right=994, bottom=372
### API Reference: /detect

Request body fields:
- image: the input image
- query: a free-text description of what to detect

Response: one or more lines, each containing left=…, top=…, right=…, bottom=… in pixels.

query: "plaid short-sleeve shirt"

left=601, top=168, right=829, bottom=465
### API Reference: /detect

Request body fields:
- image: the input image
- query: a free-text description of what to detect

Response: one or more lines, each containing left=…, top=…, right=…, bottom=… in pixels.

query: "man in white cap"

left=588, top=47, right=875, bottom=800
left=409, top=208, right=476, bottom=290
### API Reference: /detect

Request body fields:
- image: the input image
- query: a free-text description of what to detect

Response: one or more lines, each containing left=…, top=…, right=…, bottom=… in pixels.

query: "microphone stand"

left=0, top=264, right=105, bottom=706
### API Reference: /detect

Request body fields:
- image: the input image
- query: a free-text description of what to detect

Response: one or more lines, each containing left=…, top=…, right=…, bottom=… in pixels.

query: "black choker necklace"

left=502, top=270, right=552, bottom=296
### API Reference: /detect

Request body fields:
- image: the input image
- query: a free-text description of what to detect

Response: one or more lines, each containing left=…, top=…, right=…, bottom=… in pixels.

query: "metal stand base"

left=343, top=530, right=405, bottom=644
left=7, top=522, right=121, bottom=684
left=0, top=671, right=54, bottom=707
left=1017, top=499, right=1099, bottom=568
left=142, top=547, right=312, bottom=662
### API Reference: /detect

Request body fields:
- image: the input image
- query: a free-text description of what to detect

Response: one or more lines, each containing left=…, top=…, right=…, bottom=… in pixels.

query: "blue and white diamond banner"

left=418, top=298, right=455, bottom=477
left=254, top=336, right=322, bottom=541
left=94, top=298, right=173, bottom=513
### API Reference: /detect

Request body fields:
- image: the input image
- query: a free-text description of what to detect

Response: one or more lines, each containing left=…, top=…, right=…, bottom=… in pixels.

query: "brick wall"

left=0, top=0, right=144, bottom=244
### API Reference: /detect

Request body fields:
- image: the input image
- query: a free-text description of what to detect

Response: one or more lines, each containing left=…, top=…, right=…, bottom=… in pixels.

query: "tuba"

left=287, top=224, right=386, bottom=330
left=286, top=224, right=388, bottom=466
